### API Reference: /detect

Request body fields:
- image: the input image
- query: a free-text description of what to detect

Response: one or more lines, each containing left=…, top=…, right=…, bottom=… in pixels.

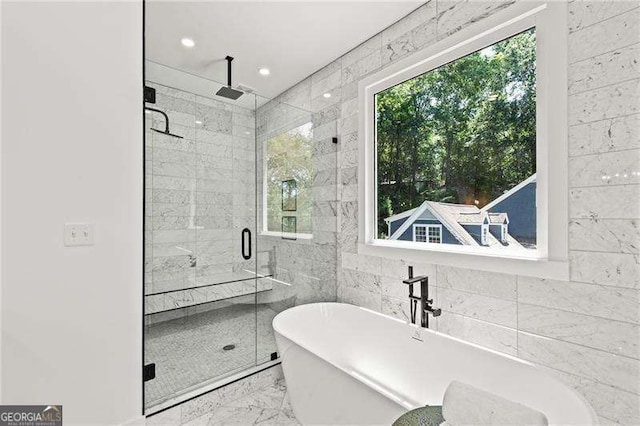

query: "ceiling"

left=145, top=1, right=423, bottom=101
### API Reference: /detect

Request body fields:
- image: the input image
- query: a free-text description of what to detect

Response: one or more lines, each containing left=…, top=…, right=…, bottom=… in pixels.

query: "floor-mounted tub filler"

left=273, top=303, right=597, bottom=425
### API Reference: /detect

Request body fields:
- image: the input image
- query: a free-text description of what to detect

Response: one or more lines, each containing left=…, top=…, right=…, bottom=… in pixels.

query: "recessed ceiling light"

left=323, top=93, right=331, bottom=98
left=258, top=68, right=270, bottom=76
left=195, top=120, right=202, bottom=125
left=181, top=37, right=195, bottom=48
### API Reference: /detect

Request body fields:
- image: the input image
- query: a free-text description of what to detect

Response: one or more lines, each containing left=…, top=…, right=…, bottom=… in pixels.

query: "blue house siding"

left=488, top=182, right=536, bottom=243
left=461, top=224, right=483, bottom=245
left=489, top=224, right=503, bottom=240
left=389, top=217, right=409, bottom=236
left=396, top=219, right=460, bottom=244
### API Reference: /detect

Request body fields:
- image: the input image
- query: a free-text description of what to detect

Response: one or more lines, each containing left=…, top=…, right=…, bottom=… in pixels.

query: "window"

left=427, top=225, right=442, bottom=244
left=414, top=224, right=442, bottom=243
left=359, top=3, right=569, bottom=279
left=481, top=225, right=489, bottom=246
left=376, top=28, right=536, bottom=253
left=263, top=122, right=313, bottom=237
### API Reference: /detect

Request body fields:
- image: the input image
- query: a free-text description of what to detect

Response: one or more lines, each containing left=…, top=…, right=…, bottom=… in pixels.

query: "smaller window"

left=414, top=224, right=442, bottom=243
left=501, top=224, right=508, bottom=243
left=264, top=121, right=313, bottom=237
left=481, top=225, right=489, bottom=245
left=427, top=225, right=442, bottom=244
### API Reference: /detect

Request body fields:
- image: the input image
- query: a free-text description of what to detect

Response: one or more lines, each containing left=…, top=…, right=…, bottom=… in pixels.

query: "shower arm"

left=145, top=106, right=171, bottom=133
left=226, top=55, right=233, bottom=87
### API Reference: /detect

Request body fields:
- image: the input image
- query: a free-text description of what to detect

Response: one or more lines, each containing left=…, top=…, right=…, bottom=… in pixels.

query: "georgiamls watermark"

left=0, top=405, right=62, bottom=426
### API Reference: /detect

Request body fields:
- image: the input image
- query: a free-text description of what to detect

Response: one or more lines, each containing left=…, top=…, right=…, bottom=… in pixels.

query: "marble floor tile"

left=186, top=407, right=280, bottom=426
left=152, top=380, right=300, bottom=426
left=226, top=382, right=287, bottom=410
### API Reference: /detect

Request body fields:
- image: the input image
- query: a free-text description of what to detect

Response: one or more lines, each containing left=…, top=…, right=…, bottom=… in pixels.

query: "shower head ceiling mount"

left=216, top=56, right=244, bottom=100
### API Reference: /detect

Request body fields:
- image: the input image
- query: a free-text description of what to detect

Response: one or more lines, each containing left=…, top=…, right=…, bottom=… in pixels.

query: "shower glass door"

left=143, top=61, right=323, bottom=413
left=144, top=67, right=259, bottom=411
left=254, top=95, right=338, bottom=364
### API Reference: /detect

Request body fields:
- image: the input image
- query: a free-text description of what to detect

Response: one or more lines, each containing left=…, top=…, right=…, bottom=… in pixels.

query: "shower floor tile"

left=145, top=303, right=279, bottom=408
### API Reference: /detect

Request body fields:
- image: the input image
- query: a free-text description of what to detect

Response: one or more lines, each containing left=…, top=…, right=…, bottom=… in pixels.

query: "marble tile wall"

left=255, top=99, right=338, bottom=308
left=263, top=1, right=640, bottom=424
left=145, top=82, right=258, bottom=315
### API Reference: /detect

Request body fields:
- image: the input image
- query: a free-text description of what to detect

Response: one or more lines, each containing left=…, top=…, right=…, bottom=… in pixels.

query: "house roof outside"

left=457, top=211, right=487, bottom=225
left=488, top=212, right=509, bottom=224
left=383, top=206, right=419, bottom=223
left=485, top=228, right=524, bottom=249
left=426, top=202, right=484, bottom=246
left=385, top=175, right=535, bottom=250
left=388, top=201, right=480, bottom=245
left=387, top=200, right=526, bottom=251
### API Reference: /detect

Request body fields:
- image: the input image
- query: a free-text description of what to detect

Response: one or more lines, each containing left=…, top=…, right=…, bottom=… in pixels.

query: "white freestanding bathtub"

left=273, top=303, right=597, bottom=425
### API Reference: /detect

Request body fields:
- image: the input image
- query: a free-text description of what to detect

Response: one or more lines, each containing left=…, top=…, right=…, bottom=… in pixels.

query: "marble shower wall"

left=255, top=99, right=338, bottom=307
left=265, top=1, right=640, bottom=424
left=144, top=82, right=257, bottom=317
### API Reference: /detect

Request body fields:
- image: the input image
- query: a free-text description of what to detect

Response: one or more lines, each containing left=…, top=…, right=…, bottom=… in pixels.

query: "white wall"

left=1, top=2, right=143, bottom=424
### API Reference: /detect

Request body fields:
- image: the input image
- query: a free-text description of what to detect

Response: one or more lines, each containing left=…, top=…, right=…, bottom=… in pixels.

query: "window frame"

left=427, top=224, right=442, bottom=244
left=357, top=2, right=569, bottom=280
left=260, top=119, right=315, bottom=240
left=413, top=224, right=427, bottom=243
left=412, top=224, right=443, bottom=244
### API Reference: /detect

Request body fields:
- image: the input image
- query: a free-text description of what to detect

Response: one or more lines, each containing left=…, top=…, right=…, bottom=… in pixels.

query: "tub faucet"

left=403, top=266, right=441, bottom=328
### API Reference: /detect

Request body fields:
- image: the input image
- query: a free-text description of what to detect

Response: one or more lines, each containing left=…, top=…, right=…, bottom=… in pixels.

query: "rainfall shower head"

left=216, top=86, right=244, bottom=100
left=145, top=107, right=183, bottom=139
left=151, top=128, right=184, bottom=139
left=216, top=56, right=244, bottom=100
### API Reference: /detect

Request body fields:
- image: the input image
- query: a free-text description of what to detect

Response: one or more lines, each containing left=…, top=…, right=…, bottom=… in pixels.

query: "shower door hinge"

left=270, top=352, right=278, bottom=361
left=144, top=86, right=156, bottom=104
left=144, top=363, right=156, bottom=382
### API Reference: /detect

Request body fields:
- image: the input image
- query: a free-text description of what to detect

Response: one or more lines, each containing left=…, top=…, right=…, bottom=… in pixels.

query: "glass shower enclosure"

left=143, top=62, right=334, bottom=412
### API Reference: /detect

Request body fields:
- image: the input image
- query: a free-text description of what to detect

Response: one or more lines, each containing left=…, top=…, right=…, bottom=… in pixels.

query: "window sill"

left=259, top=231, right=314, bottom=240
left=358, top=240, right=569, bottom=281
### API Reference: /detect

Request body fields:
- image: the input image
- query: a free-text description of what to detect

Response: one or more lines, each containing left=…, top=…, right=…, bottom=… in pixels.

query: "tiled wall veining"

left=255, top=98, right=339, bottom=308
left=264, top=1, right=640, bottom=424
left=144, top=82, right=338, bottom=313
left=145, top=82, right=258, bottom=317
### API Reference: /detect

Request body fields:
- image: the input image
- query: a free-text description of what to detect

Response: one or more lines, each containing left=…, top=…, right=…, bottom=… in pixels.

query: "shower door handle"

left=241, top=228, right=252, bottom=260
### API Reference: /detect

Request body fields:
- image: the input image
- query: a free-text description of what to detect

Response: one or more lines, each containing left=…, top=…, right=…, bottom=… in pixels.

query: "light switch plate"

left=64, top=223, right=95, bottom=246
